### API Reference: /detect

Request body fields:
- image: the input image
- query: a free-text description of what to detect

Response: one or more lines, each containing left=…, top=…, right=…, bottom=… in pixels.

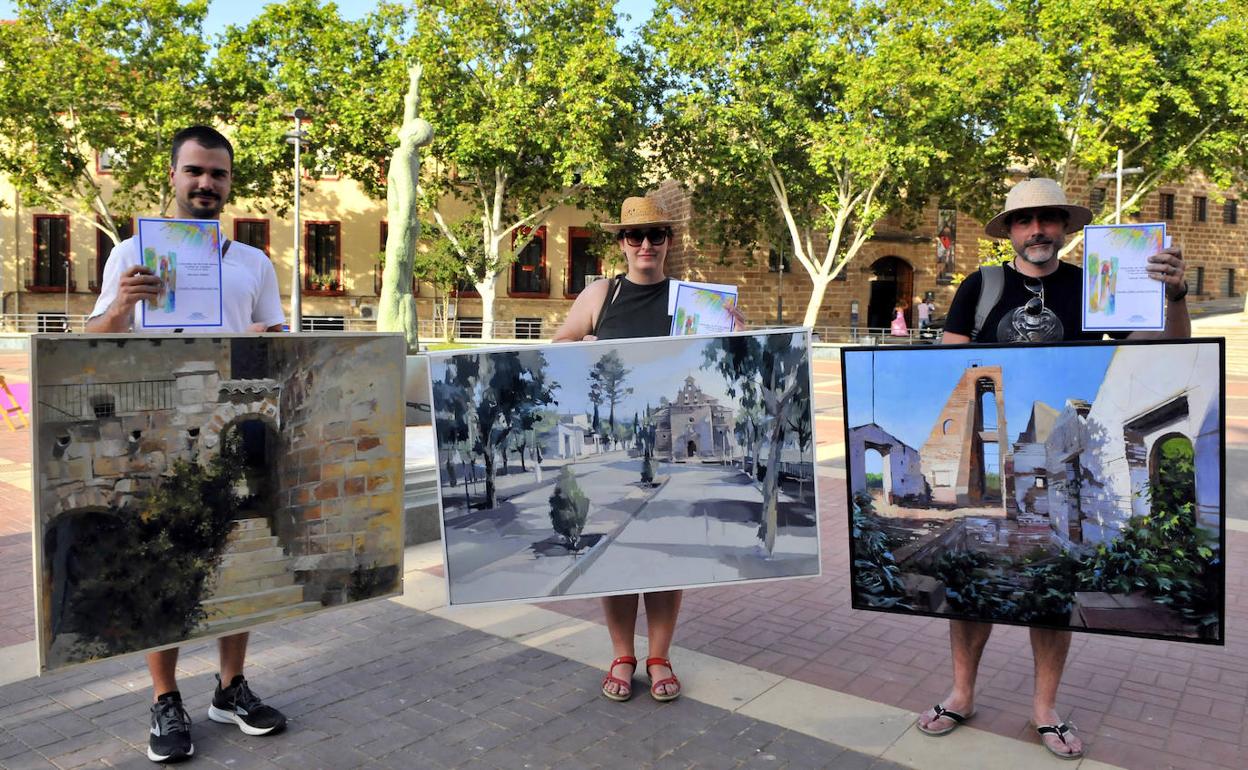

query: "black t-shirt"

left=595, top=277, right=672, bottom=341
left=944, top=261, right=1126, bottom=343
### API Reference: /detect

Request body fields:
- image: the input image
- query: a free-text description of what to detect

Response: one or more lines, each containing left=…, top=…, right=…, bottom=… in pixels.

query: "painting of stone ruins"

left=33, top=334, right=406, bottom=671
left=844, top=339, right=1224, bottom=643
left=429, top=329, right=819, bottom=605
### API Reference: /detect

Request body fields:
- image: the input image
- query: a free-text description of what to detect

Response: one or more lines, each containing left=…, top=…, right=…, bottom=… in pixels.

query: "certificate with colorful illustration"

left=670, top=282, right=738, bottom=336
left=1082, top=223, right=1166, bottom=332
left=136, top=218, right=223, bottom=329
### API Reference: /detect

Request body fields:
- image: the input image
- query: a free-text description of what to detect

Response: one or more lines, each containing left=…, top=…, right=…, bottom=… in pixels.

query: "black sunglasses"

left=619, top=227, right=669, bottom=247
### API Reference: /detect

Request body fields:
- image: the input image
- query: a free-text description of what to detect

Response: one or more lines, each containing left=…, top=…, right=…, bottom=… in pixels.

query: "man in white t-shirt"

left=88, top=126, right=286, bottom=764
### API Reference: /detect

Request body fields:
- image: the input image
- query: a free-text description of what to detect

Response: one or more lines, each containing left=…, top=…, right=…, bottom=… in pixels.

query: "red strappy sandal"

left=601, top=655, right=636, bottom=702
left=645, top=657, right=681, bottom=702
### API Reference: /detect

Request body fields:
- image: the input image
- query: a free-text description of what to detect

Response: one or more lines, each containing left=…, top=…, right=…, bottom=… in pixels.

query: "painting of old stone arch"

left=428, top=328, right=819, bottom=605
left=32, top=333, right=406, bottom=671
left=843, top=338, right=1224, bottom=644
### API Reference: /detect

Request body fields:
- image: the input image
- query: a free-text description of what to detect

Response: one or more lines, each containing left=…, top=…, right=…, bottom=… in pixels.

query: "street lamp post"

left=285, top=108, right=308, bottom=332
left=1096, top=149, right=1143, bottom=224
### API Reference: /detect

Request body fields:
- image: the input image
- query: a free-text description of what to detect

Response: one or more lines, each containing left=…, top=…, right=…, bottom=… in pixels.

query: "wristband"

left=1167, top=280, right=1188, bottom=302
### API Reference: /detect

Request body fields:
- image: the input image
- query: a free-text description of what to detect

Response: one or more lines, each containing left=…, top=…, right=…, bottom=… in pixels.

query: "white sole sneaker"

left=146, top=743, right=194, bottom=763
left=207, top=704, right=280, bottom=736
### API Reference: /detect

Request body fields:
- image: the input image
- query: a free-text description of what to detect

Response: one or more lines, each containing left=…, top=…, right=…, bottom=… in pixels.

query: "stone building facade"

left=651, top=375, right=735, bottom=462
left=35, top=334, right=405, bottom=654
left=847, top=423, right=926, bottom=505
left=1043, top=343, right=1220, bottom=546
left=919, top=364, right=1010, bottom=511
left=3, top=163, right=1241, bottom=335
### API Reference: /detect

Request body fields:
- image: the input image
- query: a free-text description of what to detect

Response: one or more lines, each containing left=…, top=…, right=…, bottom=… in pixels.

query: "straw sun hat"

left=599, top=196, right=684, bottom=232
left=984, top=178, right=1094, bottom=239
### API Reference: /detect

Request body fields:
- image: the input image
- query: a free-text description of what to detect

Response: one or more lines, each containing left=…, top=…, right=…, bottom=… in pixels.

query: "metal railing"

left=0, top=314, right=941, bottom=346
left=38, top=379, right=176, bottom=421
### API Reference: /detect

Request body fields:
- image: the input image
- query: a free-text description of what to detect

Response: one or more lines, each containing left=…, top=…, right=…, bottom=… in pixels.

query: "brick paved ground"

left=1, top=351, right=1245, bottom=769
left=0, top=600, right=908, bottom=769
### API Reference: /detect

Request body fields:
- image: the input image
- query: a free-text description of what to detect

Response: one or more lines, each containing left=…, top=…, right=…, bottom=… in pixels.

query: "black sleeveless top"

left=595, top=277, right=672, bottom=341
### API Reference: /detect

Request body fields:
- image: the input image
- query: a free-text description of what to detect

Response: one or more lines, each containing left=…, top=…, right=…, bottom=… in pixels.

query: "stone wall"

left=919, top=365, right=1009, bottom=510
left=270, top=335, right=406, bottom=601
left=847, top=423, right=927, bottom=504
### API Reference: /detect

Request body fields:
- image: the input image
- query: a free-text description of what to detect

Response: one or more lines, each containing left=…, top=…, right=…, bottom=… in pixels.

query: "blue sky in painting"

left=843, top=345, right=1116, bottom=453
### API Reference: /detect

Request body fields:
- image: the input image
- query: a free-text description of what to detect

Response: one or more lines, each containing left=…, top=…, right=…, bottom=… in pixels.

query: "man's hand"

left=115, top=265, right=162, bottom=311
left=1146, top=246, right=1186, bottom=300
left=728, top=300, right=749, bottom=330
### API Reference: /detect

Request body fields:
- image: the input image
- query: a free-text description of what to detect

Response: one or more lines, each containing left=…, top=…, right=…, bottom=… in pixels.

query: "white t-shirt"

left=90, top=236, right=285, bottom=333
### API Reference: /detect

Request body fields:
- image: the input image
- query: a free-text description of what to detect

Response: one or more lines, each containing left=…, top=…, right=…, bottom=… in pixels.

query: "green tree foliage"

left=416, top=217, right=480, bottom=339
left=850, top=492, right=911, bottom=609
left=0, top=0, right=211, bottom=244
left=411, top=0, right=648, bottom=334
left=588, top=349, right=632, bottom=436
left=648, top=0, right=994, bottom=327
left=703, top=331, right=808, bottom=553
left=208, top=0, right=410, bottom=212
left=1079, top=438, right=1219, bottom=636
left=549, top=465, right=590, bottom=550
left=441, top=350, right=559, bottom=508
left=58, top=433, right=244, bottom=659
left=979, top=0, right=1248, bottom=242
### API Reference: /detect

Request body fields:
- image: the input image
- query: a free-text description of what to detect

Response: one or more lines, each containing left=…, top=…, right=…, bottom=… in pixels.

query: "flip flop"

left=1035, top=722, right=1083, bottom=760
left=917, top=703, right=975, bottom=736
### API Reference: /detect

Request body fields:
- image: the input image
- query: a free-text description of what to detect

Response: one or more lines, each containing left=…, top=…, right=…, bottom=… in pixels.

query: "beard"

left=181, top=190, right=223, bottom=219
left=1015, top=236, right=1061, bottom=264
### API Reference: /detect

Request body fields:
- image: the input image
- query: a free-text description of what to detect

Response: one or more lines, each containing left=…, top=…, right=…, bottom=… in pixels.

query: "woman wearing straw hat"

left=555, top=195, right=742, bottom=702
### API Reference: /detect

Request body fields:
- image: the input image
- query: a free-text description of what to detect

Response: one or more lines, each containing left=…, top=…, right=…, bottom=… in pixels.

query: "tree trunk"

left=476, top=275, right=499, bottom=338
left=483, top=445, right=497, bottom=509
left=378, top=65, right=434, bottom=353
left=759, top=423, right=786, bottom=554
left=801, top=275, right=833, bottom=329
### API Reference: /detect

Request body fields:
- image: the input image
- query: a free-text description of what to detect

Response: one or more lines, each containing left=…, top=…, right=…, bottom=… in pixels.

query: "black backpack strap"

left=591, top=275, right=624, bottom=337
left=972, top=264, right=1005, bottom=341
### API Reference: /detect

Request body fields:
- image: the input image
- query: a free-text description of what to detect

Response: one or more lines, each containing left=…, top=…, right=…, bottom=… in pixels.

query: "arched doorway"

left=1150, top=433, right=1195, bottom=516
left=867, top=256, right=914, bottom=331
left=223, top=417, right=281, bottom=522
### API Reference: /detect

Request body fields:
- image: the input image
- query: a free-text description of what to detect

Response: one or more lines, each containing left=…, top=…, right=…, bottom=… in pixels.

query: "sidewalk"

left=0, top=355, right=1244, bottom=769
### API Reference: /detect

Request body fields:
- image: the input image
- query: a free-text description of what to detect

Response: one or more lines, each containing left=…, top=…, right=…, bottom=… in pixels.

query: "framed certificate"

left=137, top=218, right=224, bottom=329
left=1082, top=223, right=1167, bottom=332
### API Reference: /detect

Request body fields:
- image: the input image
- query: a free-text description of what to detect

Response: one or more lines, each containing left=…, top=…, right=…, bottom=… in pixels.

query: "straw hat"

left=599, top=196, right=682, bottom=232
left=984, top=178, right=1093, bottom=238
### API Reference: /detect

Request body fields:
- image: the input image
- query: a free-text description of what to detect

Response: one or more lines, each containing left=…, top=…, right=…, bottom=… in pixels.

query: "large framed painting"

left=32, top=333, right=407, bottom=672
left=429, top=328, right=820, bottom=606
left=843, top=338, right=1224, bottom=644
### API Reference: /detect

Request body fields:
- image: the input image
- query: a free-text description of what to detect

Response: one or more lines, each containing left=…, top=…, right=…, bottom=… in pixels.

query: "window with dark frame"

left=96, top=217, right=133, bottom=291
left=1160, top=192, right=1175, bottom=220
left=33, top=215, right=71, bottom=289
left=510, top=227, right=547, bottom=296
left=458, top=317, right=483, bottom=339
left=566, top=227, right=600, bottom=296
left=1225, top=200, right=1239, bottom=225
left=1195, top=266, right=1205, bottom=295
left=1226, top=268, right=1237, bottom=298
left=1090, top=187, right=1106, bottom=213
left=1193, top=196, right=1207, bottom=223
left=304, top=221, right=341, bottom=291
left=234, top=219, right=270, bottom=256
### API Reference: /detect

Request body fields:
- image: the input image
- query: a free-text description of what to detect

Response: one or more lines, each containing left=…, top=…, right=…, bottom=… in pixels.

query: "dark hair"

left=170, top=126, right=234, bottom=167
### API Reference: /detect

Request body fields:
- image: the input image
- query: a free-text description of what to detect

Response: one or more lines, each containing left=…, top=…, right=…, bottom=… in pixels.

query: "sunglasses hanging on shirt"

left=998, top=276, right=1064, bottom=342
left=620, top=228, right=669, bottom=247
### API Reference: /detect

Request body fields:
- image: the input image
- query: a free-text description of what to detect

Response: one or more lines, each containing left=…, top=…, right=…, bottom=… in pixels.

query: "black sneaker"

left=148, top=691, right=194, bottom=763
left=207, top=674, right=287, bottom=736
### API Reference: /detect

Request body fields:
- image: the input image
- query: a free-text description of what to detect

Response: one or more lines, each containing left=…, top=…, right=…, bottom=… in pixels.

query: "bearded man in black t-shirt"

left=917, top=178, right=1190, bottom=759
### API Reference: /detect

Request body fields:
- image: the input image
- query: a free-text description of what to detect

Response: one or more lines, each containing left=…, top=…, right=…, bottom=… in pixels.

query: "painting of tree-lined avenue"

left=429, top=330, right=818, bottom=605
left=844, top=340, right=1224, bottom=643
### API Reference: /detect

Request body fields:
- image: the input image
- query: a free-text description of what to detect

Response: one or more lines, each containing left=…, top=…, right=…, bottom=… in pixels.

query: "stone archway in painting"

left=220, top=414, right=282, bottom=524
left=867, top=256, right=915, bottom=330
left=44, top=507, right=118, bottom=642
